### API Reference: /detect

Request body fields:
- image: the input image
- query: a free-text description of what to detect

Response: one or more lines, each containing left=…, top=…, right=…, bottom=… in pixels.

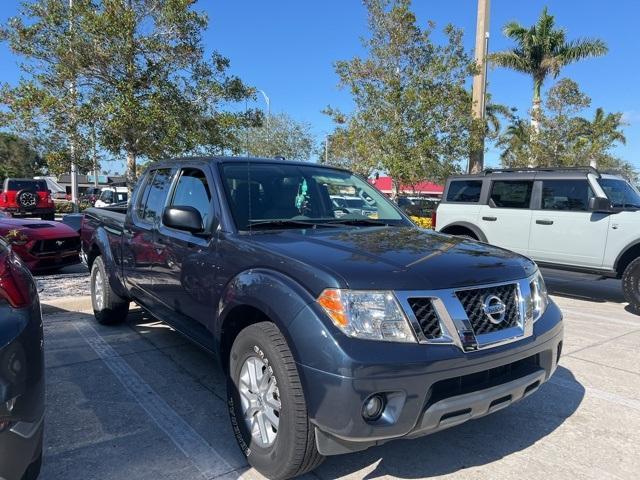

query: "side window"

left=169, top=168, right=212, bottom=227
left=135, top=173, right=154, bottom=219
left=541, top=180, right=593, bottom=211
left=141, top=168, right=173, bottom=223
left=446, top=180, right=482, bottom=203
left=101, top=190, right=113, bottom=204
left=490, top=181, right=533, bottom=209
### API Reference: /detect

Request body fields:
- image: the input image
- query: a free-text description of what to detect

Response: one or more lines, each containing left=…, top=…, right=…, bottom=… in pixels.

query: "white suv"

left=435, top=167, right=640, bottom=309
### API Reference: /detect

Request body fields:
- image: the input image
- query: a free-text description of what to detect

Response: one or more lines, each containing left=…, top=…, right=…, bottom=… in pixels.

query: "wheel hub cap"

left=238, top=356, right=281, bottom=447
left=94, top=269, right=104, bottom=311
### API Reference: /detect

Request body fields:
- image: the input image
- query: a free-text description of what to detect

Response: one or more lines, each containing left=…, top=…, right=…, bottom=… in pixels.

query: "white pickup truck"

left=435, top=167, right=640, bottom=310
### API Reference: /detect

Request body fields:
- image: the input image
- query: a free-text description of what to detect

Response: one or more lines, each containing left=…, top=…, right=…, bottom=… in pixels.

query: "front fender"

left=214, top=268, right=317, bottom=359
left=93, top=226, right=129, bottom=299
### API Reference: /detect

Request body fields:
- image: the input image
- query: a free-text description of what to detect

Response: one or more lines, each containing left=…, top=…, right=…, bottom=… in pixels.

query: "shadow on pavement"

left=43, top=305, right=585, bottom=479
left=543, top=270, right=626, bottom=304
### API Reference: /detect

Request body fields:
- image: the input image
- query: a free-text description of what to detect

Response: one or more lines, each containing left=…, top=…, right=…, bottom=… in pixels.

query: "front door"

left=528, top=179, right=610, bottom=267
left=479, top=180, right=534, bottom=256
left=152, top=166, right=219, bottom=329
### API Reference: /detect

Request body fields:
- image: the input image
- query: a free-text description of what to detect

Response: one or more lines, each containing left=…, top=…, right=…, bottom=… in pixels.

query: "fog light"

left=362, top=394, right=385, bottom=421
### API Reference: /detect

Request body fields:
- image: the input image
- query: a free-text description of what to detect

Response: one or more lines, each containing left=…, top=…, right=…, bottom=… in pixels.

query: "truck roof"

left=149, top=156, right=351, bottom=172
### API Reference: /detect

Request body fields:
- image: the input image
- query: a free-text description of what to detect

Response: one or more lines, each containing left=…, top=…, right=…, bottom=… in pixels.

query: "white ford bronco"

left=435, top=167, right=640, bottom=310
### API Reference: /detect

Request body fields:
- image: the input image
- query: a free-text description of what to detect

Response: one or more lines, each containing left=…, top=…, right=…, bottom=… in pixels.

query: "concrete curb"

left=41, top=295, right=92, bottom=314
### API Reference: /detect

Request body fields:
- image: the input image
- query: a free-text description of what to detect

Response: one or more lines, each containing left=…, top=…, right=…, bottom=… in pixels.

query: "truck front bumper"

left=293, top=302, right=563, bottom=455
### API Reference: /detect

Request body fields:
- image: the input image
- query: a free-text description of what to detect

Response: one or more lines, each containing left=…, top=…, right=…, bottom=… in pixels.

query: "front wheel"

left=622, top=257, right=640, bottom=312
left=227, top=322, right=323, bottom=479
left=90, top=256, right=129, bottom=325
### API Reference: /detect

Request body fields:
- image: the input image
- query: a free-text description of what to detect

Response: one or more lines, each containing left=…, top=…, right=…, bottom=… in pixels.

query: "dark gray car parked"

left=0, top=238, right=44, bottom=480
left=81, top=157, right=564, bottom=480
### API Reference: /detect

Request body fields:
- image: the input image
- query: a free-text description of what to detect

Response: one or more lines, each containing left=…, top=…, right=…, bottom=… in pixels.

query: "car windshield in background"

left=7, top=179, right=47, bottom=191
left=220, top=162, right=408, bottom=230
left=598, top=178, right=640, bottom=208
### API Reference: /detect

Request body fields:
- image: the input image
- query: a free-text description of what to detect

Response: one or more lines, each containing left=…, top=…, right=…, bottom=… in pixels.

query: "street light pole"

left=469, top=0, right=490, bottom=174
left=257, top=89, right=270, bottom=136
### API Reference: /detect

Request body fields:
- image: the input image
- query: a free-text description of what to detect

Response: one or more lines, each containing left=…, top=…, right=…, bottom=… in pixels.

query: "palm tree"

left=490, top=7, right=607, bottom=131
left=575, top=107, right=626, bottom=168
left=495, top=119, right=530, bottom=167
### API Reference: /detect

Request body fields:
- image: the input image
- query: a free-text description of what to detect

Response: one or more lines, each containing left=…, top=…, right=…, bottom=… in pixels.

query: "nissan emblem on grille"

left=482, top=294, right=507, bottom=324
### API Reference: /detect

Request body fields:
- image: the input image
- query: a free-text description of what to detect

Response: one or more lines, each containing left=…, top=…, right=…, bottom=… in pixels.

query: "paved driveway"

left=40, top=270, right=640, bottom=479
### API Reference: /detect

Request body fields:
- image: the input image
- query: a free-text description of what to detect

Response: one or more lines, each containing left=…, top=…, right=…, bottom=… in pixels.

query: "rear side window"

left=541, top=180, right=593, bottom=211
left=137, top=169, right=173, bottom=223
left=446, top=180, right=482, bottom=203
left=169, top=168, right=212, bottom=227
left=490, top=181, right=533, bottom=209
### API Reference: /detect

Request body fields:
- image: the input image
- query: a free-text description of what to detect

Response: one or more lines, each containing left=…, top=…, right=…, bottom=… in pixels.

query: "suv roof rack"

left=482, top=166, right=601, bottom=177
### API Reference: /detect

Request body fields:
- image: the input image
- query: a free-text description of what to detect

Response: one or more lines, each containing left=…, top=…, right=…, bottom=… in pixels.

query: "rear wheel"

left=227, top=322, right=323, bottom=479
left=622, top=257, right=640, bottom=312
left=90, top=256, right=129, bottom=325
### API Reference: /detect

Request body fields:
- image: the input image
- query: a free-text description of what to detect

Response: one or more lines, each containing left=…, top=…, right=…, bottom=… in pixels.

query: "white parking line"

left=74, top=320, right=238, bottom=479
left=549, top=376, right=640, bottom=412
left=559, top=307, right=640, bottom=327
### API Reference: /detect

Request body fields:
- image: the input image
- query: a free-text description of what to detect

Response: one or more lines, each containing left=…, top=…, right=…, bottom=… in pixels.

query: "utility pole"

left=69, top=0, right=79, bottom=208
left=324, top=135, right=329, bottom=163
left=469, top=0, right=490, bottom=174
left=257, top=89, right=270, bottom=143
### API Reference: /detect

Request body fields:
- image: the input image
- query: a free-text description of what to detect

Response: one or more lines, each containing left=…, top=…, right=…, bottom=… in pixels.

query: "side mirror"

left=588, top=196, right=613, bottom=213
left=163, top=206, right=204, bottom=233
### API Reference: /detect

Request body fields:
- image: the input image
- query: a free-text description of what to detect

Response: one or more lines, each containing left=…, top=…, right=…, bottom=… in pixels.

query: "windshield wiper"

left=325, top=218, right=389, bottom=227
left=248, top=219, right=338, bottom=230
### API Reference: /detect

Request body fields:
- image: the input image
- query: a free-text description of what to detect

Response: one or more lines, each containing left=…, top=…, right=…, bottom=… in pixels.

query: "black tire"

left=90, top=256, right=129, bottom=325
left=22, top=430, right=43, bottom=480
left=227, top=322, right=323, bottom=479
left=622, top=257, right=640, bottom=312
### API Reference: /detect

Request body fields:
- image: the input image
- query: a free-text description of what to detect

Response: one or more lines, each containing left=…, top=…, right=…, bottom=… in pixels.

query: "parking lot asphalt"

left=38, top=270, right=640, bottom=480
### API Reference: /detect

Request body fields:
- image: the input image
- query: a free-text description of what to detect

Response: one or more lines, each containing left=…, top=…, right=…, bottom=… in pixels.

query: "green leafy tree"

left=574, top=108, right=626, bottom=169
left=496, top=79, right=630, bottom=173
left=325, top=0, right=476, bottom=197
left=2, top=0, right=255, bottom=188
left=244, top=113, right=315, bottom=161
left=490, top=7, right=607, bottom=130
left=0, top=132, right=45, bottom=179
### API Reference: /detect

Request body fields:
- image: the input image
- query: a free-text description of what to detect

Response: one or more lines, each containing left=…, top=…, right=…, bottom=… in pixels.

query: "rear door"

left=478, top=180, right=534, bottom=255
left=123, top=168, right=174, bottom=301
left=528, top=179, right=609, bottom=267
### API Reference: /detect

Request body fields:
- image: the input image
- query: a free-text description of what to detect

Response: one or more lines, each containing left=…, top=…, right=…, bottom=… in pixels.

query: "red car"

left=0, top=212, right=80, bottom=272
left=0, top=178, right=56, bottom=220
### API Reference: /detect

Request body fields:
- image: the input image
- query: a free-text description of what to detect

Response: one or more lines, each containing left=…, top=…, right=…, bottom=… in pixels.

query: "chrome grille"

left=407, top=298, right=441, bottom=339
left=455, top=284, right=520, bottom=335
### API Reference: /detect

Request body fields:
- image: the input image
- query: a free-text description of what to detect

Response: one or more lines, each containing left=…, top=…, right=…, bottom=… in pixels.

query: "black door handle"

left=536, top=219, right=554, bottom=225
left=482, top=216, right=497, bottom=221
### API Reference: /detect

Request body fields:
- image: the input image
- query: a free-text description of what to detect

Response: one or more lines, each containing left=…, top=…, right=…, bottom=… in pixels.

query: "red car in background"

left=0, top=212, right=80, bottom=272
left=0, top=178, right=56, bottom=220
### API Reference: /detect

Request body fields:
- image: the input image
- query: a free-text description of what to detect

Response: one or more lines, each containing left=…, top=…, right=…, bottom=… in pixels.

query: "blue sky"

left=1, top=0, right=639, bottom=173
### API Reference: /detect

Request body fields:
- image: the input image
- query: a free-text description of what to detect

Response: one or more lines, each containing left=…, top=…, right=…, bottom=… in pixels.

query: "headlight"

left=317, top=289, right=416, bottom=342
left=530, top=270, right=549, bottom=322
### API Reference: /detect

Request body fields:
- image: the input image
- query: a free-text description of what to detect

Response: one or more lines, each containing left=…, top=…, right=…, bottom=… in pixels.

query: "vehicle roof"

left=447, top=167, right=626, bottom=182
left=148, top=156, right=351, bottom=172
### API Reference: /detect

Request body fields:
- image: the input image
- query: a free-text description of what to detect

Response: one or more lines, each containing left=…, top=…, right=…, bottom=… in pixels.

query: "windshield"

left=220, top=162, right=409, bottom=230
left=598, top=178, right=640, bottom=208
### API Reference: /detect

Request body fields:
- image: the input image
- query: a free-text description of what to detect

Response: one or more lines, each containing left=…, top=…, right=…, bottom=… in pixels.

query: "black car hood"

left=245, top=226, right=536, bottom=291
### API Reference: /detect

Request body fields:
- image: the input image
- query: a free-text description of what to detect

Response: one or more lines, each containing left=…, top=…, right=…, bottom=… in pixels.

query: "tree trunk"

left=530, top=78, right=543, bottom=134
left=126, top=149, right=137, bottom=193
left=391, top=179, right=400, bottom=201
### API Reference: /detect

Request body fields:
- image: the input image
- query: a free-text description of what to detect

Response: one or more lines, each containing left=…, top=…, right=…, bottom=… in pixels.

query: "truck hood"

left=245, top=226, right=537, bottom=291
